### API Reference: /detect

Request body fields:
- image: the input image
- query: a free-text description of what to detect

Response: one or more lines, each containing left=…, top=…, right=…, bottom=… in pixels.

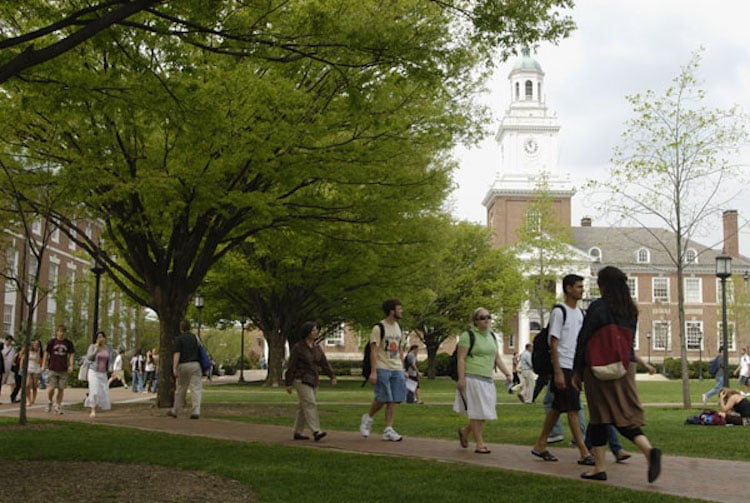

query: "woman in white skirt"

left=454, top=308, right=513, bottom=453
left=85, top=331, right=114, bottom=418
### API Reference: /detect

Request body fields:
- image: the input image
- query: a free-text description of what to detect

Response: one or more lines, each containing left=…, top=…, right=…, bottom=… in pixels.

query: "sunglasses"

left=476, top=315, right=491, bottom=321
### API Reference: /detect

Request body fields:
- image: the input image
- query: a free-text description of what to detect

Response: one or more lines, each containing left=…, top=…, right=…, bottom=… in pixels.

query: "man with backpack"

left=359, top=298, right=407, bottom=441
left=531, top=274, right=593, bottom=465
left=702, top=346, right=726, bottom=404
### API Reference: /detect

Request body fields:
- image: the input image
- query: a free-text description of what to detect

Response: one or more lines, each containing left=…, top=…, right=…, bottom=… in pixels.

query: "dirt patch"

left=1, top=460, right=257, bottom=503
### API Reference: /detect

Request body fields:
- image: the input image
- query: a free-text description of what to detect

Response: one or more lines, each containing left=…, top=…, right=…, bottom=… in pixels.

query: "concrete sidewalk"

left=0, top=379, right=745, bottom=503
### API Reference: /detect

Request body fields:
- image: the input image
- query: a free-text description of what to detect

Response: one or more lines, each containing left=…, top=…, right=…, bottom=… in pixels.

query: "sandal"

left=578, top=455, right=595, bottom=466
left=531, top=449, right=558, bottom=462
left=648, top=448, right=662, bottom=483
left=458, top=428, right=468, bottom=449
left=475, top=447, right=491, bottom=454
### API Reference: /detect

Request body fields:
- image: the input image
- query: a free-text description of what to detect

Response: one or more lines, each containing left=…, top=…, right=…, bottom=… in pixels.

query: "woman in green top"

left=454, top=307, right=513, bottom=454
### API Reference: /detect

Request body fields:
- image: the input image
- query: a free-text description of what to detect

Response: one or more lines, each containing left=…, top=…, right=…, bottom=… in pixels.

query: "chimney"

left=723, top=210, right=739, bottom=257
left=581, top=217, right=592, bottom=227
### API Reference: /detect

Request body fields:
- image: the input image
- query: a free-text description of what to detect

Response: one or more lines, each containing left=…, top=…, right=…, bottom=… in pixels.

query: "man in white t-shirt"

left=531, top=274, right=593, bottom=464
left=734, top=346, right=750, bottom=394
left=108, top=349, right=128, bottom=389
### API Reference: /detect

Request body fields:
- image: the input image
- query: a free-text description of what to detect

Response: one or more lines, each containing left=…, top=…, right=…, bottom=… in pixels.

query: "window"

left=635, top=248, right=650, bottom=264
left=515, top=82, right=520, bottom=100
left=589, top=247, right=602, bottom=263
left=684, top=277, right=702, bottom=304
left=5, top=248, right=17, bottom=290
left=686, top=321, right=703, bottom=350
left=525, top=80, right=533, bottom=100
left=48, top=261, right=59, bottom=315
left=627, top=277, right=638, bottom=300
left=51, top=226, right=60, bottom=243
left=652, top=321, right=671, bottom=350
left=716, top=278, right=735, bottom=304
left=325, top=324, right=345, bottom=347
left=652, top=277, right=669, bottom=303
left=32, top=218, right=41, bottom=235
left=685, top=248, right=698, bottom=264
left=537, top=82, right=542, bottom=101
left=526, top=209, right=541, bottom=232
left=717, top=321, right=736, bottom=351
left=3, top=304, right=13, bottom=336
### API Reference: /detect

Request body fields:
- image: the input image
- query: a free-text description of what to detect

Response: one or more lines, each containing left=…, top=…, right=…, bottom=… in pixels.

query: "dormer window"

left=685, top=248, right=698, bottom=264
left=589, top=247, right=602, bottom=263
left=635, top=247, right=650, bottom=264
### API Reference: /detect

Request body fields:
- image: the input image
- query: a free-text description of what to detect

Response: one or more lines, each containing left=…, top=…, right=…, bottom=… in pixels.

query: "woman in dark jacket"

left=573, top=266, right=661, bottom=483
left=285, top=322, right=337, bottom=441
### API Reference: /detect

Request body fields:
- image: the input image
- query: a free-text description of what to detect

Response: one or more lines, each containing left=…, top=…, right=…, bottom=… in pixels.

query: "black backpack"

left=361, top=322, right=401, bottom=385
left=708, top=356, right=720, bottom=377
left=531, top=304, right=566, bottom=376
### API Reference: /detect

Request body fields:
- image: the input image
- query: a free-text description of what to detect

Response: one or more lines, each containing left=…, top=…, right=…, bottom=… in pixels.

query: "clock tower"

left=482, top=49, right=574, bottom=247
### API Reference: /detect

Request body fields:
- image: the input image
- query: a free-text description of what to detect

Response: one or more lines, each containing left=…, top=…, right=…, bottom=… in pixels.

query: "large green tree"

left=0, top=1, right=575, bottom=406
left=588, top=49, right=748, bottom=408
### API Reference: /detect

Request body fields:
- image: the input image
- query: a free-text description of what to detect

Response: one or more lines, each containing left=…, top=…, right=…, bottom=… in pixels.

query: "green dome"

left=512, top=48, right=542, bottom=72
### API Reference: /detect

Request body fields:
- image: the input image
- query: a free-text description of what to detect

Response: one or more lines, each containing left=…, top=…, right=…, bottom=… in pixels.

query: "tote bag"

left=586, top=323, right=633, bottom=381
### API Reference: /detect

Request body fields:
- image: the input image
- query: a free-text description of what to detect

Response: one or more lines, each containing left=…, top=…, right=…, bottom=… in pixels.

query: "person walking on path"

left=734, top=347, right=750, bottom=395
left=455, top=307, right=513, bottom=454
left=530, top=274, right=592, bottom=466
left=573, top=265, right=661, bottom=483
left=23, top=339, right=43, bottom=406
left=168, top=319, right=203, bottom=419
left=359, top=298, right=407, bottom=442
left=108, top=349, right=128, bottom=389
left=702, top=347, right=726, bottom=404
left=404, top=345, right=423, bottom=404
left=285, top=322, right=337, bottom=442
left=511, top=343, right=535, bottom=404
left=131, top=349, right=145, bottom=393
left=41, top=325, right=75, bottom=414
left=84, top=331, right=114, bottom=418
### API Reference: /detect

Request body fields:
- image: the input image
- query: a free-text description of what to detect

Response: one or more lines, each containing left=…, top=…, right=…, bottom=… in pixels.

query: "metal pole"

left=698, top=332, right=703, bottom=381
left=239, top=317, right=246, bottom=383
left=721, top=276, right=730, bottom=388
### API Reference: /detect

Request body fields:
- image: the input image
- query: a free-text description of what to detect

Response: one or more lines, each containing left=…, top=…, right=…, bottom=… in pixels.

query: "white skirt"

left=453, top=375, right=497, bottom=420
left=84, top=370, right=111, bottom=411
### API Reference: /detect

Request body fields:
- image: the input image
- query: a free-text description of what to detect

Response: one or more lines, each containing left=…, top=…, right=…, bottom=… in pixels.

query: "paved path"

left=0, top=379, right=745, bottom=503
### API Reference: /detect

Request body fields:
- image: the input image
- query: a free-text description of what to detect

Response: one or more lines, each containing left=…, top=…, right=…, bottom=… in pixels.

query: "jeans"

left=132, top=370, right=144, bottom=392
left=704, top=375, right=723, bottom=400
left=544, top=383, right=585, bottom=438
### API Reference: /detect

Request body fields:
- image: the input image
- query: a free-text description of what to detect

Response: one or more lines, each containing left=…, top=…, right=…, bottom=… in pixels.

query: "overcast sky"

left=450, top=0, right=750, bottom=254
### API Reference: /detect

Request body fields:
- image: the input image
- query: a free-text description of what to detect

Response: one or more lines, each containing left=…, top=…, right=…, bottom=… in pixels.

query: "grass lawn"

left=0, top=377, right=737, bottom=502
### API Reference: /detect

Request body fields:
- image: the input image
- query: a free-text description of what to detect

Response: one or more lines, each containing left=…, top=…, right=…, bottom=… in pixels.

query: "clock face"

left=524, top=138, right=539, bottom=155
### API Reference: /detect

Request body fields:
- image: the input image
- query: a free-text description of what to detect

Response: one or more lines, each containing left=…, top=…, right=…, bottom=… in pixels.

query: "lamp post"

left=698, top=329, right=703, bottom=381
left=239, top=315, right=247, bottom=383
left=90, top=253, right=105, bottom=343
left=716, top=253, right=732, bottom=388
left=646, top=331, right=652, bottom=365
left=195, top=291, right=205, bottom=340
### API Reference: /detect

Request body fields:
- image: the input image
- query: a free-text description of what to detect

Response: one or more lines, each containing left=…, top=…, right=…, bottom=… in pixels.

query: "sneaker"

left=546, top=434, right=564, bottom=444
left=56, top=405, right=64, bottom=415
left=359, top=413, right=373, bottom=438
left=46, top=402, right=53, bottom=413
left=382, top=426, right=403, bottom=442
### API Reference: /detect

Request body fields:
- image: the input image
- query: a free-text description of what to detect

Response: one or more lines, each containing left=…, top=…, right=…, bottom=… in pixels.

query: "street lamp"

left=90, top=252, right=105, bottom=343
left=239, top=315, right=247, bottom=383
left=646, top=331, right=652, bottom=365
left=716, top=253, right=732, bottom=388
left=195, top=291, right=205, bottom=340
left=698, top=329, right=703, bottom=381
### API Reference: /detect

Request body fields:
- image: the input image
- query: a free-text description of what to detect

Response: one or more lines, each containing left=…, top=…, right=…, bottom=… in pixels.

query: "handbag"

left=78, top=359, right=91, bottom=381
left=586, top=323, right=633, bottom=381
left=195, top=335, right=212, bottom=375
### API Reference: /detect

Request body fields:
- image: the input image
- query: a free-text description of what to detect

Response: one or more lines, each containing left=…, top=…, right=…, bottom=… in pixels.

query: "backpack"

left=708, top=356, right=720, bottom=377
left=449, top=329, right=498, bottom=381
left=531, top=304, right=567, bottom=376
left=361, top=322, right=401, bottom=385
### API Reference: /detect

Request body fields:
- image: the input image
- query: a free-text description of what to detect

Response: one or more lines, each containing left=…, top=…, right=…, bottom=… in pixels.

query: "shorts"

left=374, top=368, right=407, bottom=403
left=740, top=375, right=750, bottom=387
left=112, top=370, right=125, bottom=380
left=47, top=370, right=69, bottom=390
left=550, top=368, right=581, bottom=412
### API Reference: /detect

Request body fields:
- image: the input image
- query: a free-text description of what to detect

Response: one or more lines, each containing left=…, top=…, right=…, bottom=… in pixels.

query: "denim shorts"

left=374, top=368, right=407, bottom=403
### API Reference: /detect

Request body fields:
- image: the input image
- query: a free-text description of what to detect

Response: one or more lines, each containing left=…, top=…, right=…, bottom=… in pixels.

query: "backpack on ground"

left=708, top=356, right=720, bottom=377
left=531, top=304, right=566, bottom=376
left=361, top=322, right=401, bottom=386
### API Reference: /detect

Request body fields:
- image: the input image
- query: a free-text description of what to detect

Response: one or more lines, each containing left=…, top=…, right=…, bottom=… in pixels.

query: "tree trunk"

left=155, top=305, right=184, bottom=408
left=264, top=328, right=286, bottom=387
